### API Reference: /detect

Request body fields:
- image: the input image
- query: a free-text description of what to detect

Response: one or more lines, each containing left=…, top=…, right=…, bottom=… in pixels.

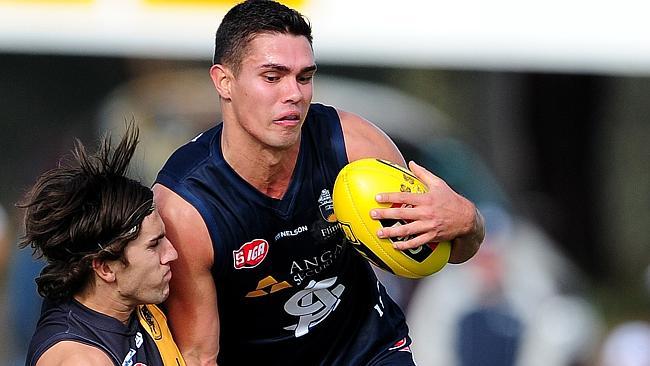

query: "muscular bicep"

left=36, top=341, right=113, bottom=365
left=338, top=109, right=406, bottom=167
left=153, top=184, right=220, bottom=365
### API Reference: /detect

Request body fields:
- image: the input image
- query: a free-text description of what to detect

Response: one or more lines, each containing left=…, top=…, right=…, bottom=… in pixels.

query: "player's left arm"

left=338, top=109, right=485, bottom=263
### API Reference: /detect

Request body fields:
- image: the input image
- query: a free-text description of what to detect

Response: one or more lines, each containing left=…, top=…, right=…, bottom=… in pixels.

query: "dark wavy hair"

left=18, top=123, right=154, bottom=302
left=213, top=0, right=312, bottom=74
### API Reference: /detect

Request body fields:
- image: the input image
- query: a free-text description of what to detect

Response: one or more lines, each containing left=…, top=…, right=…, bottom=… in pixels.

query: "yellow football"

left=333, top=158, right=451, bottom=278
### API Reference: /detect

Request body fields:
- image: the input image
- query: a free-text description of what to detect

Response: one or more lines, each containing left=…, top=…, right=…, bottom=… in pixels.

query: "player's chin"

left=269, top=134, right=301, bottom=150
left=156, top=285, right=171, bottom=304
left=154, top=279, right=172, bottom=302
left=160, top=289, right=170, bottom=303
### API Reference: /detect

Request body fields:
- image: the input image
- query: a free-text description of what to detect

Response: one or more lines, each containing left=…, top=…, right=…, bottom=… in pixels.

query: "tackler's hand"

left=370, top=161, right=484, bottom=262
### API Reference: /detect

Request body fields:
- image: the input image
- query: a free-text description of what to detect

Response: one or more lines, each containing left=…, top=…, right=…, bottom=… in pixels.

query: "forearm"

left=170, top=294, right=220, bottom=366
left=181, top=348, right=219, bottom=366
left=448, top=203, right=485, bottom=264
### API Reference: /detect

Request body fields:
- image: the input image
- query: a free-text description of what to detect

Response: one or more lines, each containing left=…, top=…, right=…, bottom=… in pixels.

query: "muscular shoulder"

left=36, top=341, right=113, bottom=366
left=337, top=109, right=405, bottom=165
left=153, top=184, right=202, bottom=223
left=157, top=125, right=220, bottom=183
left=153, top=184, right=213, bottom=268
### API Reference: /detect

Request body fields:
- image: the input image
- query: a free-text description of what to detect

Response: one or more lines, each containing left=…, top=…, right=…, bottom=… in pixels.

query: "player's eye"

left=263, top=74, right=280, bottom=82
left=298, top=74, right=313, bottom=84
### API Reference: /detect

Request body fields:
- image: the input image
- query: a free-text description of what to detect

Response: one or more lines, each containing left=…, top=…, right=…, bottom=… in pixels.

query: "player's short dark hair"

left=19, top=123, right=154, bottom=302
left=213, top=0, right=312, bottom=74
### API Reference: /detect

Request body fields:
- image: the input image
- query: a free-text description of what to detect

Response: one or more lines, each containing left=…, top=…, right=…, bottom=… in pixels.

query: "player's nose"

left=282, top=79, right=303, bottom=103
left=161, top=237, right=178, bottom=264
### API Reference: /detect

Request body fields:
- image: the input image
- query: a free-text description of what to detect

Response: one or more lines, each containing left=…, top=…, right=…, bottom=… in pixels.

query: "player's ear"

left=210, top=64, right=233, bottom=100
left=92, top=257, right=117, bottom=283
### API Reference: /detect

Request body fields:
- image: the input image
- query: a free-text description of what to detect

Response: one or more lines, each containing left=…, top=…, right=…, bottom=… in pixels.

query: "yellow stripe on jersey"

left=138, top=304, right=187, bottom=366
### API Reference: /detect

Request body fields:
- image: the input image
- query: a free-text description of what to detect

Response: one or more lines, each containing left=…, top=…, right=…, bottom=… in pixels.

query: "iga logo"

left=233, top=239, right=269, bottom=269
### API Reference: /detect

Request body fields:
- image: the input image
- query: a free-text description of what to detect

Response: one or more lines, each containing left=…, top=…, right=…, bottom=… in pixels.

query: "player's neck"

left=74, top=287, right=135, bottom=325
left=221, top=131, right=299, bottom=199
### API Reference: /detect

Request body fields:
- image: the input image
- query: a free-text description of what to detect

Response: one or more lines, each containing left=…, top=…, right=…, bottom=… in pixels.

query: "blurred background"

left=1, top=0, right=649, bottom=365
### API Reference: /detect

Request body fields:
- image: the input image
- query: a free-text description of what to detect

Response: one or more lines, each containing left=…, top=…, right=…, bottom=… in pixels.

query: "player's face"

left=228, top=33, right=316, bottom=150
left=113, top=210, right=177, bottom=305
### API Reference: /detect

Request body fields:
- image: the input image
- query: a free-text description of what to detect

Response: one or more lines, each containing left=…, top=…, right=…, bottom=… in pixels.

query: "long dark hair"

left=213, top=0, right=313, bottom=73
left=19, top=123, right=154, bottom=302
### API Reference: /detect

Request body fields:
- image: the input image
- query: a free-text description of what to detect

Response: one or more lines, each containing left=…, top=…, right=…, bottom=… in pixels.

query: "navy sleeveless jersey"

left=26, top=299, right=164, bottom=366
left=156, top=103, right=410, bottom=365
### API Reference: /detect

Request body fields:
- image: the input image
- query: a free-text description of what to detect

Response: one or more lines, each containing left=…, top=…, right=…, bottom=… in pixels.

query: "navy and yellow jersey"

left=26, top=300, right=185, bottom=366
left=156, top=103, right=410, bottom=365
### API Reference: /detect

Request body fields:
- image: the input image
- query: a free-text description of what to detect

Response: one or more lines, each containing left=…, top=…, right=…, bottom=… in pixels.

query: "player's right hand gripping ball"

left=332, top=158, right=451, bottom=278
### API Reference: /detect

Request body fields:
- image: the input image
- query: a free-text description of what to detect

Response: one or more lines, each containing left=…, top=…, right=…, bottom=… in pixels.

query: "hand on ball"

left=372, top=161, right=476, bottom=251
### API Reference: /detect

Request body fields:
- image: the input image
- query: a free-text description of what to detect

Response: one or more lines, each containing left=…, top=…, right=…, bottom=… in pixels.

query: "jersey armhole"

left=30, top=336, right=117, bottom=365
left=319, top=104, right=349, bottom=170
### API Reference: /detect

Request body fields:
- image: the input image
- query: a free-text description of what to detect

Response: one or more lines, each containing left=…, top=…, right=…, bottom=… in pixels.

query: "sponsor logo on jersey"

left=274, top=225, right=309, bottom=242
left=138, top=305, right=162, bottom=340
left=315, top=222, right=341, bottom=242
left=233, top=239, right=269, bottom=269
left=306, top=189, right=344, bottom=243
left=318, top=189, right=336, bottom=222
left=121, top=348, right=137, bottom=366
left=283, top=276, right=345, bottom=337
left=289, top=241, right=345, bottom=286
left=135, top=332, right=143, bottom=348
left=246, top=275, right=292, bottom=297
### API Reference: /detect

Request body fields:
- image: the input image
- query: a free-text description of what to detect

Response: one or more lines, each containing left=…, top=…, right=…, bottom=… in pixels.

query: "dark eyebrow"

left=149, top=232, right=165, bottom=243
left=260, top=64, right=317, bottom=73
left=302, top=65, right=317, bottom=73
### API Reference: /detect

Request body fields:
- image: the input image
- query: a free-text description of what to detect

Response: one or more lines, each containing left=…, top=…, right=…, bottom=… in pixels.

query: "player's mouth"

left=273, top=112, right=301, bottom=126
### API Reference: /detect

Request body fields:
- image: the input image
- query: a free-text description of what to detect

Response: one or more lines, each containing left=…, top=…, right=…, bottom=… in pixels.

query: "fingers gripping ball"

left=333, top=158, right=451, bottom=278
